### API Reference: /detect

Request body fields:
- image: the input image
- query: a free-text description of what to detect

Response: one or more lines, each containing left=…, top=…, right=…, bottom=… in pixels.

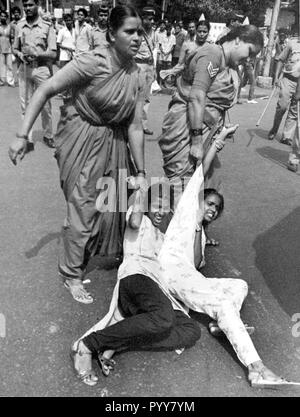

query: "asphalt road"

left=0, top=83, right=300, bottom=397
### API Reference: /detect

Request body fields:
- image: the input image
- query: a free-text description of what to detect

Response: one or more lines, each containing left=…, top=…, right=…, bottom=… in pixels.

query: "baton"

left=226, top=111, right=235, bottom=142
left=256, top=85, right=278, bottom=127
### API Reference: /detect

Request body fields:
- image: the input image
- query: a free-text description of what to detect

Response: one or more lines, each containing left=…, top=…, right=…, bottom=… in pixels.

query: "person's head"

left=158, top=20, right=165, bottom=32
left=196, top=20, right=210, bottom=45
left=64, top=13, right=73, bottom=30
left=141, top=7, right=155, bottom=31
left=221, top=25, right=264, bottom=68
left=0, top=10, right=8, bottom=24
left=174, top=23, right=181, bottom=34
left=146, top=182, right=173, bottom=233
left=77, top=8, right=88, bottom=24
left=166, top=23, right=172, bottom=36
left=187, top=20, right=196, bottom=37
left=51, top=16, right=56, bottom=25
left=227, top=12, right=243, bottom=28
left=98, top=5, right=109, bottom=27
left=203, top=189, right=224, bottom=225
left=179, top=20, right=184, bottom=29
left=278, top=28, right=287, bottom=42
left=164, top=17, right=169, bottom=26
left=107, top=5, right=142, bottom=59
left=11, top=6, right=21, bottom=21
left=22, top=0, right=39, bottom=20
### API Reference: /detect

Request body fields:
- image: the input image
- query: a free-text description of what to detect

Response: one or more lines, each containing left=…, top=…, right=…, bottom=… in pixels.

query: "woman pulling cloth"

left=8, top=6, right=147, bottom=304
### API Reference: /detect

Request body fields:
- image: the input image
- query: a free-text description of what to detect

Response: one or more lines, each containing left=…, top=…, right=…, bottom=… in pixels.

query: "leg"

left=32, top=66, right=53, bottom=141
left=82, top=274, right=177, bottom=353
left=5, top=54, right=15, bottom=86
left=247, top=64, right=256, bottom=101
left=136, top=63, right=154, bottom=132
left=281, top=81, right=298, bottom=143
left=18, top=64, right=34, bottom=142
left=269, top=77, right=295, bottom=138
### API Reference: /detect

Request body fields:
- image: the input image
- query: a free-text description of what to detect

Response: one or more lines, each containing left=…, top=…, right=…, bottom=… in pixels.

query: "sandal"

left=98, top=354, right=116, bottom=377
left=208, top=320, right=255, bottom=337
left=248, top=367, right=300, bottom=389
left=64, top=280, right=94, bottom=304
left=70, top=341, right=98, bottom=386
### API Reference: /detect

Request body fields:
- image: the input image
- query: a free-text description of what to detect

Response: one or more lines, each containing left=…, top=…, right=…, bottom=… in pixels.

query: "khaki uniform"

left=13, top=17, right=56, bottom=140
left=270, top=38, right=300, bottom=140
left=135, top=30, right=155, bottom=131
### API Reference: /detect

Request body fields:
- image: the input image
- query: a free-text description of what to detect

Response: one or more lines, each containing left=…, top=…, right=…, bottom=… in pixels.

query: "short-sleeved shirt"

left=159, top=34, right=176, bottom=62
left=90, top=26, right=107, bottom=50
left=13, top=16, right=57, bottom=57
left=57, top=26, right=75, bottom=61
left=0, top=24, right=13, bottom=54
left=181, top=43, right=224, bottom=92
left=278, top=38, right=300, bottom=77
left=155, top=29, right=166, bottom=50
left=74, top=21, right=92, bottom=54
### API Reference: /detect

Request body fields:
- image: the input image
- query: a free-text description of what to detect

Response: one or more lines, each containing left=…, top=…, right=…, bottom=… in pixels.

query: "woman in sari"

left=158, top=25, right=264, bottom=194
left=8, top=5, right=147, bottom=304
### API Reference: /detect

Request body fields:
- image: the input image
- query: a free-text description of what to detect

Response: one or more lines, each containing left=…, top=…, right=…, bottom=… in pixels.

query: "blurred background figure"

left=0, top=9, right=15, bottom=87
left=74, top=8, right=92, bottom=54
left=172, top=22, right=185, bottom=67
left=91, top=5, right=109, bottom=50
left=57, top=14, right=75, bottom=68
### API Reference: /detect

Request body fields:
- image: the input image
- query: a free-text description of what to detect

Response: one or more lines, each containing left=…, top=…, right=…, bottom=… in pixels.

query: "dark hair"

left=197, top=20, right=210, bottom=31
left=22, top=0, right=39, bottom=3
left=106, top=5, right=139, bottom=42
left=11, top=6, right=21, bottom=14
left=220, top=24, right=264, bottom=50
left=187, top=20, right=196, bottom=27
left=77, top=8, right=88, bottom=18
left=63, top=14, right=73, bottom=22
left=204, top=188, right=224, bottom=218
left=165, top=23, right=172, bottom=31
left=0, top=10, right=8, bottom=18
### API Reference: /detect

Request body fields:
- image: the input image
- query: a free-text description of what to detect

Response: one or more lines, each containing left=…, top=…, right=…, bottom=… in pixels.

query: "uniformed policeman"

left=135, top=6, right=156, bottom=135
left=268, top=35, right=300, bottom=144
left=90, top=5, right=109, bottom=50
left=13, top=0, right=57, bottom=150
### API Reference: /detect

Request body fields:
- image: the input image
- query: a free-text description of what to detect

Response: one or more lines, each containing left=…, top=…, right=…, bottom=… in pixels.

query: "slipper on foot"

left=64, top=281, right=94, bottom=304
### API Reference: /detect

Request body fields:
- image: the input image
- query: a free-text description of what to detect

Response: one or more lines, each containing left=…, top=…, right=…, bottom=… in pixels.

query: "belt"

left=284, top=73, right=297, bottom=82
left=135, top=57, right=154, bottom=65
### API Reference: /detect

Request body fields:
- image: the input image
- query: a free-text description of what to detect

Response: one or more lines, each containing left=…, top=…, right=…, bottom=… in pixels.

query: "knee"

left=184, top=321, right=201, bottom=347
left=150, top=306, right=175, bottom=333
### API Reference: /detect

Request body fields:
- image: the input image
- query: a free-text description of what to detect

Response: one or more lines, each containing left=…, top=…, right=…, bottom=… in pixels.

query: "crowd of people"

left=4, top=0, right=300, bottom=392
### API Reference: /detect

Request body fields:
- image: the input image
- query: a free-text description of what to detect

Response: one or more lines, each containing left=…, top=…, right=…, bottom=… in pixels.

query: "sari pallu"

left=158, top=67, right=238, bottom=191
left=54, top=58, right=141, bottom=277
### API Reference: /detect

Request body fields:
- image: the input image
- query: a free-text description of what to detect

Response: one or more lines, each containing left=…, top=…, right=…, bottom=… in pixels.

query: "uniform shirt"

left=181, top=43, right=224, bottom=92
left=0, top=24, right=13, bottom=54
left=159, top=33, right=176, bottom=62
left=74, top=20, right=92, bottom=54
left=90, top=26, right=107, bottom=50
left=155, top=28, right=166, bottom=50
left=135, top=29, right=155, bottom=61
left=57, top=26, right=75, bottom=61
left=13, top=16, right=57, bottom=59
left=277, top=38, right=300, bottom=78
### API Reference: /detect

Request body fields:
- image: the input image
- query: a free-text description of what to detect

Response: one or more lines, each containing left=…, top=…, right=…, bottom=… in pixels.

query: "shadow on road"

left=25, top=232, right=61, bottom=258
left=256, top=146, right=289, bottom=169
left=253, top=207, right=300, bottom=317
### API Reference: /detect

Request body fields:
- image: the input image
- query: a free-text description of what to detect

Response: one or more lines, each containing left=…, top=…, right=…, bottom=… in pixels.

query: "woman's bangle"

left=16, top=133, right=29, bottom=141
left=215, top=140, right=224, bottom=152
left=195, top=223, right=201, bottom=232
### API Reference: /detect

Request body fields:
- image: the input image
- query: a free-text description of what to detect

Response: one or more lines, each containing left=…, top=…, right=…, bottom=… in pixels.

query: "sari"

left=54, top=47, right=143, bottom=279
left=158, top=45, right=238, bottom=192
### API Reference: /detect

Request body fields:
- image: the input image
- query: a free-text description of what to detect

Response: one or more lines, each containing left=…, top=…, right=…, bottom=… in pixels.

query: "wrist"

left=190, top=128, right=203, bottom=137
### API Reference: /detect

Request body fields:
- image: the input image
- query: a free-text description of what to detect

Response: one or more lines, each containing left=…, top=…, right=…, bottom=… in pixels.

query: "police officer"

left=90, top=5, right=109, bottom=50
left=135, top=7, right=156, bottom=136
left=268, top=34, right=300, bottom=144
left=13, top=0, right=57, bottom=150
